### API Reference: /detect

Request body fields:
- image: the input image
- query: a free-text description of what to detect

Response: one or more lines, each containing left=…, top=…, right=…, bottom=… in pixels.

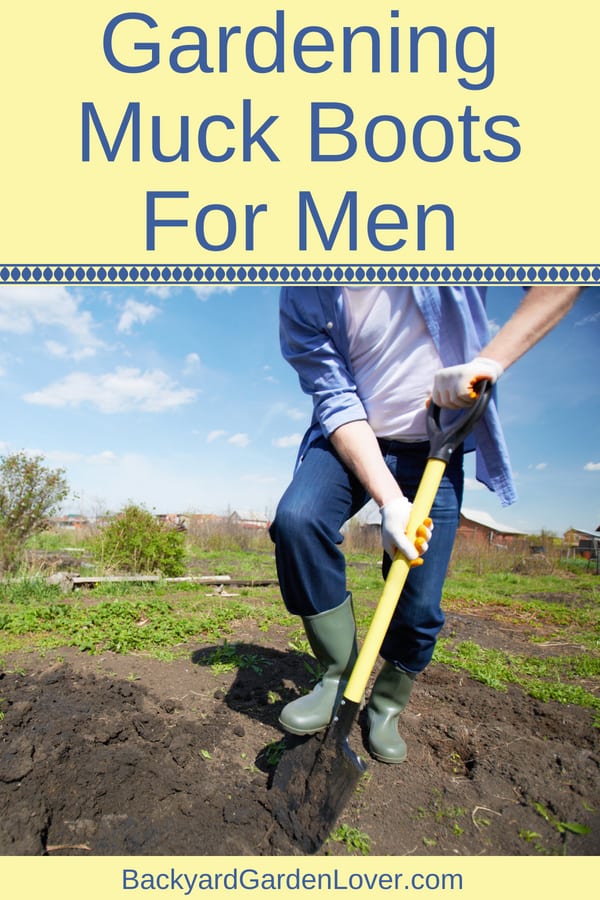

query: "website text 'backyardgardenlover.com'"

left=121, top=866, right=464, bottom=894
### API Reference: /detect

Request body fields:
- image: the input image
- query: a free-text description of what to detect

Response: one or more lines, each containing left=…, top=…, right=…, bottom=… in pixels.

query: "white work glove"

left=380, top=496, right=433, bottom=564
left=432, top=357, right=504, bottom=409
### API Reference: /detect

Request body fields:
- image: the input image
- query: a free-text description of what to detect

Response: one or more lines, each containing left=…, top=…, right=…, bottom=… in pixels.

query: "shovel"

left=270, top=380, right=493, bottom=853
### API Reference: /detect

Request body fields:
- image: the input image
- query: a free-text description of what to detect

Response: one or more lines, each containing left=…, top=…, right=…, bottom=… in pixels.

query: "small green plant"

left=206, top=641, right=263, bottom=675
left=519, top=803, right=592, bottom=855
left=430, top=789, right=466, bottom=824
left=92, top=504, right=186, bottom=577
left=260, top=739, right=286, bottom=767
left=533, top=802, right=591, bottom=847
left=449, top=750, right=463, bottom=774
left=414, top=789, right=466, bottom=842
left=288, top=632, right=312, bottom=655
left=302, top=659, right=321, bottom=682
left=354, top=770, right=372, bottom=794
left=330, top=824, right=372, bottom=855
left=519, top=829, right=547, bottom=854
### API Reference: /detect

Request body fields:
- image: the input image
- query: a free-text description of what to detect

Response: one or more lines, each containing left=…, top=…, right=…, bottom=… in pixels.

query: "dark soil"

left=0, top=608, right=598, bottom=857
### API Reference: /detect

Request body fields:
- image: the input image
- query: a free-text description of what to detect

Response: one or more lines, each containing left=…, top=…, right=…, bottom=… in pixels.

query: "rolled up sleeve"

left=279, top=287, right=367, bottom=438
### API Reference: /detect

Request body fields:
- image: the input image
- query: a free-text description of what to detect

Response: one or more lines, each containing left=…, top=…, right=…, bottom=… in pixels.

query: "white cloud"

left=183, top=352, right=201, bottom=374
left=0, top=286, right=101, bottom=355
left=529, top=462, right=548, bottom=471
left=286, top=408, right=307, bottom=421
left=23, top=367, right=197, bottom=413
left=1, top=440, right=120, bottom=469
left=191, top=286, right=238, bottom=301
left=272, top=433, right=302, bottom=449
left=584, top=462, right=600, bottom=471
left=207, top=429, right=227, bottom=443
left=24, top=447, right=84, bottom=465
left=45, top=339, right=97, bottom=361
left=45, top=340, right=68, bottom=358
left=575, top=311, right=600, bottom=327
left=117, top=300, right=160, bottom=334
left=228, top=433, right=250, bottom=448
left=145, top=285, right=172, bottom=299
left=88, top=450, right=117, bottom=465
left=262, top=401, right=309, bottom=428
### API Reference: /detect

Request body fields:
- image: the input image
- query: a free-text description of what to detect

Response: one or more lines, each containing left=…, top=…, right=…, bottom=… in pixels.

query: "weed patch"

left=434, top=639, right=600, bottom=719
left=205, top=641, right=264, bottom=675
left=519, top=802, right=593, bottom=855
left=330, top=824, right=372, bottom=855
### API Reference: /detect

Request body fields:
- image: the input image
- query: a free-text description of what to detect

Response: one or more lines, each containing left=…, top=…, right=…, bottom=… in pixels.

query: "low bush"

left=92, top=504, right=186, bottom=577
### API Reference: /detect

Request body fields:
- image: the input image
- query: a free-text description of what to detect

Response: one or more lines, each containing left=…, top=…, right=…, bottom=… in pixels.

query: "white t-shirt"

left=341, top=286, right=442, bottom=440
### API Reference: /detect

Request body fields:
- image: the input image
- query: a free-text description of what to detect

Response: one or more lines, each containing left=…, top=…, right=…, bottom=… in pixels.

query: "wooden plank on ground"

left=46, top=574, right=278, bottom=591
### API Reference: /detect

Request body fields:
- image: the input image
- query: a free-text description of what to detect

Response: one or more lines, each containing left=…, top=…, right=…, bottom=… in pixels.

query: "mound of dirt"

left=1, top=616, right=599, bottom=857
left=0, top=659, right=283, bottom=856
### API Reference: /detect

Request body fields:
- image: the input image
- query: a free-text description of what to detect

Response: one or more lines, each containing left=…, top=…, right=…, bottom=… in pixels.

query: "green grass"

left=344, top=554, right=600, bottom=723
left=2, top=547, right=599, bottom=727
left=25, top=532, right=89, bottom=552
left=1, top=540, right=284, bottom=661
left=433, top=639, right=600, bottom=719
left=0, top=578, right=63, bottom=605
left=184, top=547, right=277, bottom=579
left=0, top=577, right=272, bottom=658
left=443, top=568, right=597, bottom=607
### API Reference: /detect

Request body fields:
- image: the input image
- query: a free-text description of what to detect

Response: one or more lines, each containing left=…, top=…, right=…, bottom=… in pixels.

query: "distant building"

left=158, top=511, right=270, bottom=532
left=228, top=511, right=270, bottom=530
left=456, top=509, right=528, bottom=549
left=564, top=527, right=600, bottom=560
left=350, top=503, right=529, bottom=551
left=49, top=514, right=90, bottom=530
left=156, top=513, right=188, bottom=531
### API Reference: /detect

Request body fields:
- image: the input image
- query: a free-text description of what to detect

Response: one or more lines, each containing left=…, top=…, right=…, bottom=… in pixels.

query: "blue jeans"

left=269, top=436, right=464, bottom=675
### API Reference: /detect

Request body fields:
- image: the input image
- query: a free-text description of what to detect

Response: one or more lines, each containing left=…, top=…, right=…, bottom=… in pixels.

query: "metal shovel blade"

left=270, top=705, right=367, bottom=853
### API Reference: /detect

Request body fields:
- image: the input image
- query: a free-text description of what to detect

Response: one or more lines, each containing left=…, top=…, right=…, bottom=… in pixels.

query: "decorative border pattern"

left=1, top=264, right=598, bottom=285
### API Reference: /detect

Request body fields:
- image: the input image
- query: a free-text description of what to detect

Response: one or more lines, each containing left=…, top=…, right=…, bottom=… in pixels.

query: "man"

left=269, top=285, right=580, bottom=763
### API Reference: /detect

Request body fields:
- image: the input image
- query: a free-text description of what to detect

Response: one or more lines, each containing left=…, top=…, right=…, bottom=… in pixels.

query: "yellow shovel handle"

left=344, top=457, right=447, bottom=705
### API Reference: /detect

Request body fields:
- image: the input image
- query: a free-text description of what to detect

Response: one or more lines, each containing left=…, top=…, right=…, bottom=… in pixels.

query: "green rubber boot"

left=279, top=594, right=358, bottom=735
left=367, top=662, right=416, bottom=763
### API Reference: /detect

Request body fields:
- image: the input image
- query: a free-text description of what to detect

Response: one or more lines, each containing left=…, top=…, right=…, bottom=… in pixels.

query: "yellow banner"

left=0, top=1, right=598, bottom=282
left=3, top=856, right=600, bottom=900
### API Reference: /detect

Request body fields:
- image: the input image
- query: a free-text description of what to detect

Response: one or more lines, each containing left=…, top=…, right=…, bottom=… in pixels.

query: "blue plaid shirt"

left=279, top=284, right=517, bottom=506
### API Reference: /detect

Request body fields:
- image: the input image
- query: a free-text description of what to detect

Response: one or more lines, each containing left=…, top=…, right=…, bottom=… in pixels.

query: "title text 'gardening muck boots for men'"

left=278, top=593, right=358, bottom=735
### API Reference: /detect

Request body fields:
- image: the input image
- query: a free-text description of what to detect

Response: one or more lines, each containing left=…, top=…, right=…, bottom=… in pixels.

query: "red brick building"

left=456, top=509, right=528, bottom=550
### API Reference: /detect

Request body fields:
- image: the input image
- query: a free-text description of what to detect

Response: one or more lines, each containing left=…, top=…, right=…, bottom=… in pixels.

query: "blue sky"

left=0, top=284, right=598, bottom=536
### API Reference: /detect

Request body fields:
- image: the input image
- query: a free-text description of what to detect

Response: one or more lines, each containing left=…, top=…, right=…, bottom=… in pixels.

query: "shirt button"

left=326, top=321, right=333, bottom=329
